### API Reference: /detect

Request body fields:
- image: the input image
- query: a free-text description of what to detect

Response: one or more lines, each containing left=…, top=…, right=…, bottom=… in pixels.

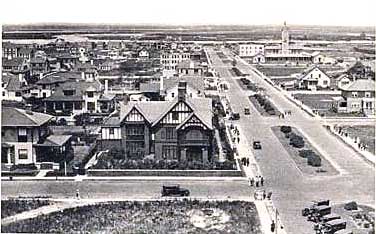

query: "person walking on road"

left=260, top=177, right=264, bottom=186
left=76, top=189, right=80, bottom=200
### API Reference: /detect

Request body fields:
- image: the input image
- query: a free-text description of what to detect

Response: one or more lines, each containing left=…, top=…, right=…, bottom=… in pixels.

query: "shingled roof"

left=341, top=79, right=375, bottom=92
left=119, top=97, right=212, bottom=129
left=2, top=107, right=53, bottom=127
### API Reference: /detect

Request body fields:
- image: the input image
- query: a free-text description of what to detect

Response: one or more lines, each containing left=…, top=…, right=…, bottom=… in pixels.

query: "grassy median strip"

left=271, top=126, right=338, bottom=176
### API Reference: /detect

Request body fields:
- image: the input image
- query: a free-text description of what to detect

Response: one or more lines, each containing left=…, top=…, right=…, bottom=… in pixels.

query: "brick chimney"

left=178, top=80, right=187, bottom=101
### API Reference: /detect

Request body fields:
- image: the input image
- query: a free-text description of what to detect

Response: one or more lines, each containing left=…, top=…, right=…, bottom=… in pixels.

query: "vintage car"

left=161, top=185, right=190, bottom=197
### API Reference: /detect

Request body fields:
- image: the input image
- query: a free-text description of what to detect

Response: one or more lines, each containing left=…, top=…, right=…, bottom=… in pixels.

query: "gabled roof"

left=103, top=117, right=121, bottom=126
left=164, top=77, right=205, bottom=93
left=2, top=57, right=26, bottom=67
left=43, top=80, right=101, bottom=102
left=176, top=112, right=212, bottom=130
left=341, top=79, right=375, bottom=92
left=300, top=65, right=329, bottom=80
left=2, top=107, right=53, bottom=127
left=40, top=135, right=72, bottom=147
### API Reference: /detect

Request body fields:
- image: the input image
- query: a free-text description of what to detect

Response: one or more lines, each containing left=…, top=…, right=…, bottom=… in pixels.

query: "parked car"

left=244, top=108, right=250, bottom=115
left=253, top=141, right=262, bottom=150
left=161, top=185, right=190, bottom=197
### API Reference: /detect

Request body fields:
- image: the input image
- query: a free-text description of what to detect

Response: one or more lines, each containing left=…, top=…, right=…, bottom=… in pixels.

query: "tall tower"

left=281, top=21, right=290, bottom=54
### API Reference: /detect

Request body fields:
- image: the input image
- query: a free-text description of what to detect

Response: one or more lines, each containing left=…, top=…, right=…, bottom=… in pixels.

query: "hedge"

left=307, top=154, right=321, bottom=167
left=298, top=149, right=315, bottom=158
left=290, top=135, right=305, bottom=148
left=344, top=201, right=358, bottom=211
left=280, top=126, right=292, bottom=134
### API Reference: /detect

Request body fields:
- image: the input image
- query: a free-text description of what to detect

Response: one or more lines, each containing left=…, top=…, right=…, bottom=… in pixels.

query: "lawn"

left=271, top=126, right=339, bottom=176
left=340, top=125, right=375, bottom=155
left=256, top=65, right=306, bottom=77
left=1, top=199, right=52, bottom=218
left=292, top=93, right=365, bottom=117
left=1, top=200, right=262, bottom=234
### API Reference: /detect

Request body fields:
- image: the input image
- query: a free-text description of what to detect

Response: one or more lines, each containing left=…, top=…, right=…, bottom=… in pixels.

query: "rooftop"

left=2, top=107, right=53, bottom=127
left=341, top=79, right=375, bottom=92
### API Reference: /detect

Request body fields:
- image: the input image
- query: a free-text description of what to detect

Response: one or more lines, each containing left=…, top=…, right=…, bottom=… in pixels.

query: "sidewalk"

left=255, top=200, right=287, bottom=234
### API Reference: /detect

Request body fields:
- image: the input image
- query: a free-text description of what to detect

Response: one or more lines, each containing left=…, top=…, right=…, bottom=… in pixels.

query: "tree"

left=280, top=126, right=292, bottom=134
left=307, top=154, right=321, bottom=167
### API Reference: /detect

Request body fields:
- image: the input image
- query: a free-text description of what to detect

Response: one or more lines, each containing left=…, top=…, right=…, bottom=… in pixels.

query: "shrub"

left=307, top=154, right=321, bottom=167
left=344, top=201, right=358, bottom=211
left=299, top=149, right=315, bottom=158
left=280, top=126, right=292, bottom=134
left=290, top=135, right=305, bottom=148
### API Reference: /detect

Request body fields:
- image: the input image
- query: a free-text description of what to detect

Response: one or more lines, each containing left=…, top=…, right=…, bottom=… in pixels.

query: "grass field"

left=1, top=199, right=51, bottom=218
left=1, top=200, right=262, bottom=234
left=341, top=125, right=375, bottom=155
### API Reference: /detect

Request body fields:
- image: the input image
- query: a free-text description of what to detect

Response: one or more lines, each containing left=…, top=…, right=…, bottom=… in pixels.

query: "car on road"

left=161, top=185, right=190, bottom=197
left=253, top=141, right=262, bottom=150
left=229, top=112, right=240, bottom=120
left=244, top=108, right=250, bottom=115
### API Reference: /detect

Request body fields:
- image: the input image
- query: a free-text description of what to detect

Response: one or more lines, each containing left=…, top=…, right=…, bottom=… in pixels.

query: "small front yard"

left=1, top=199, right=52, bottom=218
left=271, top=126, right=338, bottom=176
left=292, top=93, right=365, bottom=117
left=1, top=200, right=262, bottom=234
left=339, top=125, right=375, bottom=155
left=92, top=150, right=236, bottom=170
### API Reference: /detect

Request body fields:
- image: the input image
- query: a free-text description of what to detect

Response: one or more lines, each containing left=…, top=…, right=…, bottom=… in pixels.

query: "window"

left=171, top=92, right=175, bottom=98
left=323, top=81, right=328, bottom=85
left=87, top=102, right=96, bottom=111
left=109, top=128, right=115, bottom=135
left=63, top=90, right=75, bottom=96
left=172, top=112, right=179, bottom=121
left=365, top=92, right=371, bottom=98
left=18, top=128, right=27, bottom=142
left=166, top=128, right=175, bottom=139
left=352, top=92, right=358, bottom=98
left=18, top=149, right=28, bottom=160
left=15, top=92, right=21, bottom=97
left=319, top=74, right=321, bottom=78
left=162, top=145, right=177, bottom=160
left=2, top=91, right=5, bottom=96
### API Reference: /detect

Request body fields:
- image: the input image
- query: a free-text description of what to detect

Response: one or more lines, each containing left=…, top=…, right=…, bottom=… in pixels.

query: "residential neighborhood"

left=0, top=9, right=375, bottom=234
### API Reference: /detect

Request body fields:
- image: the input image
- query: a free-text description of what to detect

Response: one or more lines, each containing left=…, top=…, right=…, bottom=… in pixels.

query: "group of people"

left=253, top=189, right=273, bottom=201
left=241, top=157, right=250, bottom=167
left=248, top=175, right=265, bottom=187
left=231, top=125, right=241, bottom=144
left=278, top=110, right=292, bottom=119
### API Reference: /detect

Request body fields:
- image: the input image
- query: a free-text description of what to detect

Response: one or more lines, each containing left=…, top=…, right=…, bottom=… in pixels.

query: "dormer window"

left=63, top=90, right=75, bottom=96
left=87, top=91, right=94, bottom=98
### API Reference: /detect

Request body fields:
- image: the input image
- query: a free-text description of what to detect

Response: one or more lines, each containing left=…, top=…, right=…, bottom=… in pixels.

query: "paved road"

left=1, top=180, right=253, bottom=200
left=207, top=47, right=375, bottom=234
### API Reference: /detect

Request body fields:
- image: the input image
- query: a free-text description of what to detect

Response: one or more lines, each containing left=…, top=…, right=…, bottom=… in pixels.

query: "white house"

left=138, top=49, right=150, bottom=59
left=335, top=74, right=353, bottom=90
left=236, top=44, right=265, bottom=57
left=298, top=66, right=331, bottom=90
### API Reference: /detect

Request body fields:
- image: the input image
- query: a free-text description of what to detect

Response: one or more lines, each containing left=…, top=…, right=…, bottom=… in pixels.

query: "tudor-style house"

left=1, top=107, right=72, bottom=169
left=99, top=81, right=214, bottom=162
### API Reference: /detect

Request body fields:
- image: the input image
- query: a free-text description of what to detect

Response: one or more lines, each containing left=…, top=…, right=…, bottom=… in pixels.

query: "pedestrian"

left=263, top=190, right=266, bottom=200
left=268, top=191, right=273, bottom=200
left=76, top=189, right=80, bottom=200
left=255, top=181, right=259, bottom=187
left=250, top=177, right=254, bottom=186
left=237, top=137, right=240, bottom=144
left=246, top=158, right=250, bottom=167
left=271, top=220, right=276, bottom=232
left=261, top=177, right=264, bottom=186
left=248, top=177, right=252, bottom=186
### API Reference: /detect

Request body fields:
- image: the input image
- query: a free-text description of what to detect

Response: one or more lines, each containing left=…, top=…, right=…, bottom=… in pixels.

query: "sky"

left=1, top=0, right=375, bottom=27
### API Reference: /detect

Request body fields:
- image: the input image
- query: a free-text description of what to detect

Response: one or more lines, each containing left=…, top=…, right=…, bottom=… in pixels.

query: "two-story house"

left=1, top=107, right=72, bottom=168
left=99, top=81, right=213, bottom=162
left=334, top=79, right=375, bottom=115
left=30, top=55, right=50, bottom=77
left=177, top=60, right=206, bottom=77
left=1, top=73, right=29, bottom=102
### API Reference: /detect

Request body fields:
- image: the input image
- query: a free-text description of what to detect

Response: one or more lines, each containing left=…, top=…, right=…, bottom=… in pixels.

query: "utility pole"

left=275, top=208, right=278, bottom=234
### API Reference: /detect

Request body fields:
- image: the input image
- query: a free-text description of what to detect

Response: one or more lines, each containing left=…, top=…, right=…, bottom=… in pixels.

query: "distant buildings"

left=236, top=44, right=265, bottom=58
left=160, top=50, right=190, bottom=77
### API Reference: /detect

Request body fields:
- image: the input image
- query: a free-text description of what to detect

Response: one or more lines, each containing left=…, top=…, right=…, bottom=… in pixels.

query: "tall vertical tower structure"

left=281, top=21, right=290, bottom=54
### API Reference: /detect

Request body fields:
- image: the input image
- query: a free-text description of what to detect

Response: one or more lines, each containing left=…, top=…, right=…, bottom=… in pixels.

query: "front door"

left=186, top=146, right=202, bottom=162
